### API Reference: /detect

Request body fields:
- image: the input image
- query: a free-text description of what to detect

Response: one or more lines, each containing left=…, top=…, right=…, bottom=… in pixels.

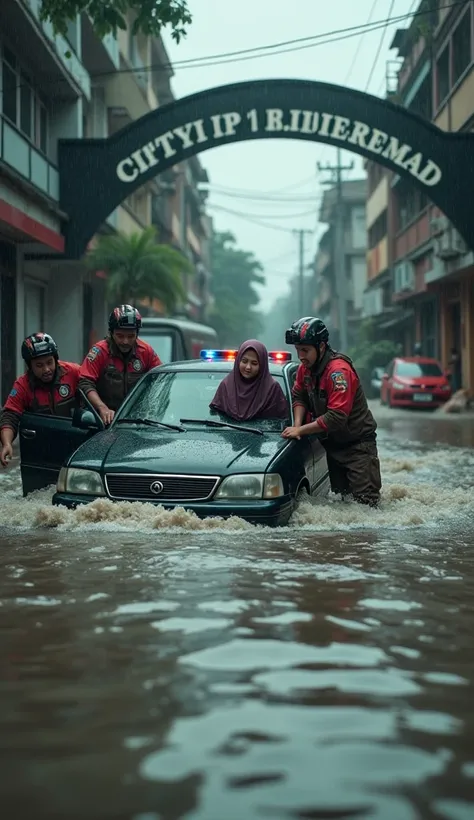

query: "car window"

left=396, top=361, right=443, bottom=377
left=116, top=370, right=291, bottom=431
left=139, top=332, right=175, bottom=363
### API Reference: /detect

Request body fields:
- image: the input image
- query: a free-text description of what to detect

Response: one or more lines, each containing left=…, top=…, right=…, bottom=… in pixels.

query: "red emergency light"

left=268, top=351, right=292, bottom=363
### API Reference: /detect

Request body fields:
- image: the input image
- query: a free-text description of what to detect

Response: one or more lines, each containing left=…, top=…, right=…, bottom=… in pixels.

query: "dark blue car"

left=18, top=351, right=329, bottom=527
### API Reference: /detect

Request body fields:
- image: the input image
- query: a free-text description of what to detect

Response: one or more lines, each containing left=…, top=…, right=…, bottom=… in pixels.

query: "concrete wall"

left=47, top=267, right=84, bottom=363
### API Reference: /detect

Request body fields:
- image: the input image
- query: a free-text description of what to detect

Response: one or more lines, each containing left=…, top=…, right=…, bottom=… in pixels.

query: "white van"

left=140, top=317, right=219, bottom=363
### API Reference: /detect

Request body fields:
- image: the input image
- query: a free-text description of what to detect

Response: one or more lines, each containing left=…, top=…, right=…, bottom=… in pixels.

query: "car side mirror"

left=72, top=388, right=104, bottom=431
left=73, top=409, right=103, bottom=431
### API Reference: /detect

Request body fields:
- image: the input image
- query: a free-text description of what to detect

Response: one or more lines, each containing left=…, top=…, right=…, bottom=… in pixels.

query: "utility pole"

left=292, top=228, right=313, bottom=316
left=317, top=148, right=354, bottom=350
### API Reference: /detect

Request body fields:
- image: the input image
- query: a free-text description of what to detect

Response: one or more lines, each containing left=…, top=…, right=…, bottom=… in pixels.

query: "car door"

left=19, top=398, right=103, bottom=496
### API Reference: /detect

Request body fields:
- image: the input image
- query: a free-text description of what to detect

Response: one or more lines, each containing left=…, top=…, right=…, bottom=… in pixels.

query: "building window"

left=368, top=210, right=387, bottom=248
left=396, top=181, right=429, bottom=231
left=436, top=45, right=450, bottom=105
left=20, top=73, right=33, bottom=138
left=24, top=280, right=45, bottom=336
left=452, top=8, right=472, bottom=85
left=1, top=45, right=49, bottom=155
left=2, top=51, right=17, bottom=124
left=351, top=206, right=367, bottom=249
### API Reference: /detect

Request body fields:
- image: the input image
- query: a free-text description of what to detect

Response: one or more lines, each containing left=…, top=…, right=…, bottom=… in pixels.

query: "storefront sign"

left=116, top=107, right=442, bottom=189
left=58, top=79, right=474, bottom=258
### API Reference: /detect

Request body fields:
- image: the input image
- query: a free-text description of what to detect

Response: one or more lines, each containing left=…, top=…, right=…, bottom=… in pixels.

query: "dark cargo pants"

left=325, top=440, right=382, bottom=507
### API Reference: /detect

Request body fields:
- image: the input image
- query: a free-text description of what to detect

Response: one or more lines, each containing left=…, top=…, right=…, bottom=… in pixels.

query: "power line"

left=207, top=188, right=323, bottom=203
left=342, top=0, right=380, bottom=86
left=88, top=1, right=465, bottom=78
left=207, top=203, right=314, bottom=234
left=208, top=203, right=321, bottom=219
left=364, top=0, right=397, bottom=92
left=5, top=2, right=464, bottom=92
left=313, top=0, right=381, bottom=205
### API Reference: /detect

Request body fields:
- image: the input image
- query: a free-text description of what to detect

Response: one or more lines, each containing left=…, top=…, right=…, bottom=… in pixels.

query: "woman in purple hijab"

left=210, top=340, right=289, bottom=421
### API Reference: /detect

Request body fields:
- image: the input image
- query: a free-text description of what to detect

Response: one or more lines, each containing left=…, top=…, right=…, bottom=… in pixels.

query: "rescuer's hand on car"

left=0, top=442, right=13, bottom=467
left=98, top=405, right=115, bottom=426
left=282, top=426, right=302, bottom=440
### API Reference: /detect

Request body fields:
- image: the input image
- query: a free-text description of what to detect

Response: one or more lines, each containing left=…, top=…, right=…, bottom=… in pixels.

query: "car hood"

left=69, top=426, right=290, bottom=475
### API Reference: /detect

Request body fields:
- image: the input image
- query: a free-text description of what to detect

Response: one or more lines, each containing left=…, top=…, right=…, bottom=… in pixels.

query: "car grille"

left=104, top=473, right=220, bottom=502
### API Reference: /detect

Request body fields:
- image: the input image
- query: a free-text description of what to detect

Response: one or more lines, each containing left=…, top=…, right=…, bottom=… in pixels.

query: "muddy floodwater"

left=1, top=403, right=474, bottom=819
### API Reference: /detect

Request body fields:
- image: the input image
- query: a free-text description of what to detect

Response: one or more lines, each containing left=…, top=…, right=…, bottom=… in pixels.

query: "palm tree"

left=85, top=226, right=192, bottom=313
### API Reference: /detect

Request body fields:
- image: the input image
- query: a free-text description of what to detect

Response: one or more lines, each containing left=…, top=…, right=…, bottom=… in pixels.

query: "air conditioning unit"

left=434, top=228, right=463, bottom=260
left=430, top=216, right=448, bottom=237
left=394, top=260, right=415, bottom=292
left=431, top=216, right=469, bottom=259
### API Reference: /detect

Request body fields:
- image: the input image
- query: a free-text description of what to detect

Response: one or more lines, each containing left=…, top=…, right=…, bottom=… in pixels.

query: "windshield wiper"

left=116, top=417, right=186, bottom=432
left=180, top=418, right=263, bottom=436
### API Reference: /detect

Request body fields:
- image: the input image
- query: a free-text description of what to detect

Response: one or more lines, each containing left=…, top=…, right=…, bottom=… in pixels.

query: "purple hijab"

left=210, top=340, right=289, bottom=421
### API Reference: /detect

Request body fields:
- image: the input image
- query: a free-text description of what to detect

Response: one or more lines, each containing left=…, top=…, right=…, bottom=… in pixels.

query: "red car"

left=380, top=356, right=452, bottom=409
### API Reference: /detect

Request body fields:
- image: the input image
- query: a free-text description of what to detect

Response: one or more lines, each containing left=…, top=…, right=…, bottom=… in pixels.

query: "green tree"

left=348, top=319, right=402, bottom=391
left=86, top=226, right=192, bottom=313
left=209, top=231, right=265, bottom=347
left=40, top=0, right=191, bottom=41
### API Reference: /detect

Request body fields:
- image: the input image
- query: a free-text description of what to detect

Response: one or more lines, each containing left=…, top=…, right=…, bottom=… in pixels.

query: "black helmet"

left=108, top=304, right=142, bottom=332
left=285, top=317, right=329, bottom=346
left=21, top=332, right=59, bottom=364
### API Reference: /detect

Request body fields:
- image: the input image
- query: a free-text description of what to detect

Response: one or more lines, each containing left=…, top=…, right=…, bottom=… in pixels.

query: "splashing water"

left=1, top=439, right=473, bottom=533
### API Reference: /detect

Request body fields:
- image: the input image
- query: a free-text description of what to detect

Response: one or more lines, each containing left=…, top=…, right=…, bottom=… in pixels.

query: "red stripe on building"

left=0, top=198, right=65, bottom=252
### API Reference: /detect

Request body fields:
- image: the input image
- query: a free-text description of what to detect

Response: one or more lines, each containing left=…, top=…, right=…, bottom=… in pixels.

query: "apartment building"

left=312, top=179, right=368, bottom=349
left=362, top=0, right=474, bottom=391
left=151, top=156, right=213, bottom=324
left=0, top=2, right=212, bottom=403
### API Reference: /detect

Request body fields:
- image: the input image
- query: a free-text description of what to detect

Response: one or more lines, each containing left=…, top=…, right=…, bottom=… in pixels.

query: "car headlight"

left=57, top=467, right=105, bottom=496
left=215, top=473, right=284, bottom=499
left=392, top=381, right=404, bottom=390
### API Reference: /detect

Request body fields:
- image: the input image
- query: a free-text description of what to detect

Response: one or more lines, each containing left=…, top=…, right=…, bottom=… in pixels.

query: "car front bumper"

left=390, top=391, right=451, bottom=407
left=51, top=492, right=295, bottom=527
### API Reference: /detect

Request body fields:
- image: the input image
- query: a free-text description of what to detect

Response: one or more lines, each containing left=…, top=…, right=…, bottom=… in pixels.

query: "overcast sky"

left=163, top=0, right=416, bottom=307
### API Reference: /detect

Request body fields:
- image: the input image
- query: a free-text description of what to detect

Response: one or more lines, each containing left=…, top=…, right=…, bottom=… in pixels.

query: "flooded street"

left=1, top=404, right=474, bottom=820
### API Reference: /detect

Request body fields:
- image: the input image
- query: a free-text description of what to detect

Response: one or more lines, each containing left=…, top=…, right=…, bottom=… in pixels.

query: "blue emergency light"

left=200, top=349, right=237, bottom=361
left=200, top=350, right=291, bottom=363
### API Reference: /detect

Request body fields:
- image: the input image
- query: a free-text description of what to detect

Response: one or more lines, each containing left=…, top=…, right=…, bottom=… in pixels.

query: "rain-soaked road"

left=1, top=402, right=474, bottom=820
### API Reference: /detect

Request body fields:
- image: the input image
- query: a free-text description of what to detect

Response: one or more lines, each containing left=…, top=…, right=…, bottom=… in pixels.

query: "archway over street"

left=58, top=78, right=474, bottom=258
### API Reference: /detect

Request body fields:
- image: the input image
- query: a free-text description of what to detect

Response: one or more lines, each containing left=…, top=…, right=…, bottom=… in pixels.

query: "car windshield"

left=139, top=332, right=173, bottom=363
left=115, top=370, right=291, bottom=432
left=396, top=361, right=443, bottom=377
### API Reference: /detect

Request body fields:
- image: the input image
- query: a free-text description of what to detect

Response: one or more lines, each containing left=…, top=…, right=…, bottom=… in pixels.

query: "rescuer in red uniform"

left=0, top=332, right=80, bottom=467
left=282, top=317, right=381, bottom=506
left=78, top=304, right=162, bottom=425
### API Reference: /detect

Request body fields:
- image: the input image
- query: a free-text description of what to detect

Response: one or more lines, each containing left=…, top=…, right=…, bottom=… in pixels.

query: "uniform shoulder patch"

left=9, top=388, right=17, bottom=397
left=330, top=370, right=348, bottom=391
left=87, top=345, right=101, bottom=362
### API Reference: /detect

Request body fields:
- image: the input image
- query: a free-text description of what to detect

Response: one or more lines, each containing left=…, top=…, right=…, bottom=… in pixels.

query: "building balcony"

left=81, top=14, right=120, bottom=74
left=3, top=0, right=91, bottom=100
left=366, top=177, right=388, bottom=227
left=395, top=211, right=431, bottom=261
left=187, top=224, right=201, bottom=257
left=367, top=237, right=389, bottom=282
left=0, top=114, right=59, bottom=201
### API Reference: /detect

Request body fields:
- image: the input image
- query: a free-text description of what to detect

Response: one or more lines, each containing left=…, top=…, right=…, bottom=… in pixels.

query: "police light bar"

left=200, top=349, right=237, bottom=361
left=200, top=349, right=291, bottom=363
left=268, top=351, right=291, bottom=362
